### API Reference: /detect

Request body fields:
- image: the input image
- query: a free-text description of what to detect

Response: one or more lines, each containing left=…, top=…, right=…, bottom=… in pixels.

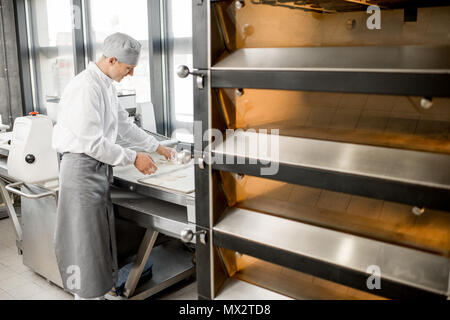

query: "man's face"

left=109, top=58, right=136, bottom=82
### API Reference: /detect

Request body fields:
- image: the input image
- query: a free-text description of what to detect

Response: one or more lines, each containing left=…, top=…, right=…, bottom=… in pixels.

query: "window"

left=165, top=0, right=194, bottom=143
left=18, top=0, right=194, bottom=141
left=27, top=0, right=75, bottom=113
left=87, top=0, right=151, bottom=104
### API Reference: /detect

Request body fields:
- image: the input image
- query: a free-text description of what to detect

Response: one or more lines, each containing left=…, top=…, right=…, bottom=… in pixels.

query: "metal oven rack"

left=188, top=0, right=450, bottom=300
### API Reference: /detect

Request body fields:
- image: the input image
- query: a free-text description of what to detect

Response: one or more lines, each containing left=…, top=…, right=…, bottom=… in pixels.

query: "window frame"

left=14, top=0, right=172, bottom=137
left=163, top=0, right=195, bottom=143
left=15, top=0, right=79, bottom=114
left=13, top=0, right=34, bottom=116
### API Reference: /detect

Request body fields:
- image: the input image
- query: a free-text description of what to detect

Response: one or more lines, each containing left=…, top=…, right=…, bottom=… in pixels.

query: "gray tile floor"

left=0, top=216, right=197, bottom=300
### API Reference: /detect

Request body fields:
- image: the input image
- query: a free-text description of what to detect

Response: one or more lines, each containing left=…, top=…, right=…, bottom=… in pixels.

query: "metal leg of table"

left=123, top=228, right=159, bottom=298
left=130, top=268, right=195, bottom=300
left=0, top=178, right=22, bottom=252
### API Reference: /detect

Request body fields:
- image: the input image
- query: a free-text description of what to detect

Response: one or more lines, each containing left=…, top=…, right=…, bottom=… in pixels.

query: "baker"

left=52, top=32, right=174, bottom=300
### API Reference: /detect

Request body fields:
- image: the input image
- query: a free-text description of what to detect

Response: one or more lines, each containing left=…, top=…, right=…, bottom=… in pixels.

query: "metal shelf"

left=214, top=278, right=292, bottom=300
left=129, top=240, right=196, bottom=300
left=245, top=0, right=450, bottom=12
left=112, top=190, right=196, bottom=242
left=211, top=46, right=450, bottom=96
left=213, top=207, right=450, bottom=300
left=211, top=131, right=450, bottom=211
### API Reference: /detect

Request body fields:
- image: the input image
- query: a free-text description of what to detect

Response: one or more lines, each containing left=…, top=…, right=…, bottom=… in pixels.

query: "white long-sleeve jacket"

left=52, top=62, right=159, bottom=166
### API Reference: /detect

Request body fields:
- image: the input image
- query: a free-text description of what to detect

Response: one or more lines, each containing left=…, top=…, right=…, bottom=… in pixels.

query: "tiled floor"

left=0, top=216, right=197, bottom=300
left=0, top=216, right=72, bottom=300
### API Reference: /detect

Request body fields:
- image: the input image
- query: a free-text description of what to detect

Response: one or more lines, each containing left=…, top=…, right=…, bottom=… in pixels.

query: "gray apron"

left=54, top=153, right=118, bottom=298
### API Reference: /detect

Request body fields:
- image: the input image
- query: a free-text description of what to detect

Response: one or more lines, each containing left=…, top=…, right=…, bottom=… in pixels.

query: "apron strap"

left=106, top=165, right=118, bottom=284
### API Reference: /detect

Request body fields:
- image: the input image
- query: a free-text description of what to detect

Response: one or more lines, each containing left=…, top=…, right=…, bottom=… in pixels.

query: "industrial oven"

left=185, top=0, right=450, bottom=300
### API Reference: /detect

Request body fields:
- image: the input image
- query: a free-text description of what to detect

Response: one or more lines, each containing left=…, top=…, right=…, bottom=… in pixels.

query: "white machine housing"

left=7, top=114, right=59, bottom=184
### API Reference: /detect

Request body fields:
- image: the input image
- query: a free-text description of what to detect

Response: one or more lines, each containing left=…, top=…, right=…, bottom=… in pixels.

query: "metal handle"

left=181, top=228, right=207, bottom=245
left=198, top=157, right=205, bottom=170
left=177, top=65, right=205, bottom=89
left=412, top=206, right=425, bottom=216
left=420, top=97, right=433, bottom=110
left=5, top=181, right=57, bottom=199
left=0, top=179, right=22, bottom=247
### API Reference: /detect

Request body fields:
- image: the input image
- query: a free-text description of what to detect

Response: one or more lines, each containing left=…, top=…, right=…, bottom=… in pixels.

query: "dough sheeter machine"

left=0, top=114, right=199, bottom=300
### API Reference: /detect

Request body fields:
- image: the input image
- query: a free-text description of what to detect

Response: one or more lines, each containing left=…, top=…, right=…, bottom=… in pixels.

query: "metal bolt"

left=346, top=19, right=356, bottom=30
left=412, top=206, right=425, bottom=216
left=420, top=97, right=433, bottom=110
left=235, top=88, right=244, bottom=97
left=198, top=157, right=205, bottom=170
left=231, top=172, right=245, bottom=181
left=242, top=23, right=251, bottom=35
left=235, top=0, right=245, bottom=10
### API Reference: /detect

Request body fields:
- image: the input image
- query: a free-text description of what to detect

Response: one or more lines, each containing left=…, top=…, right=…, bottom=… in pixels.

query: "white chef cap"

left=103, top=32, right=142, bottom=66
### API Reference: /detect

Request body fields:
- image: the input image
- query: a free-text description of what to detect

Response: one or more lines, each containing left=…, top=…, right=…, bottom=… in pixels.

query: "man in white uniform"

left=52, top=33, right=174, bottom=299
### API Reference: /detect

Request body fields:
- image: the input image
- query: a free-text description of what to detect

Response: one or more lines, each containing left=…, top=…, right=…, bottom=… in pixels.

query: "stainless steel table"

left=110, top=166, right=197, bottom=300
left=0, top=147, right=198, bottom=300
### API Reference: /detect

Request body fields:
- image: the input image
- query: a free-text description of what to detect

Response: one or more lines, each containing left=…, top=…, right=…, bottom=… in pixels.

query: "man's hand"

left=134, top=153, right=158, bottom=175
left=157, top=145, right=177, bottom=161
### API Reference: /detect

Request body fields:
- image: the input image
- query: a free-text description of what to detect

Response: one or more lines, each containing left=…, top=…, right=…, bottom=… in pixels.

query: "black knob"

left=25, top=154, right=35, bottom=164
